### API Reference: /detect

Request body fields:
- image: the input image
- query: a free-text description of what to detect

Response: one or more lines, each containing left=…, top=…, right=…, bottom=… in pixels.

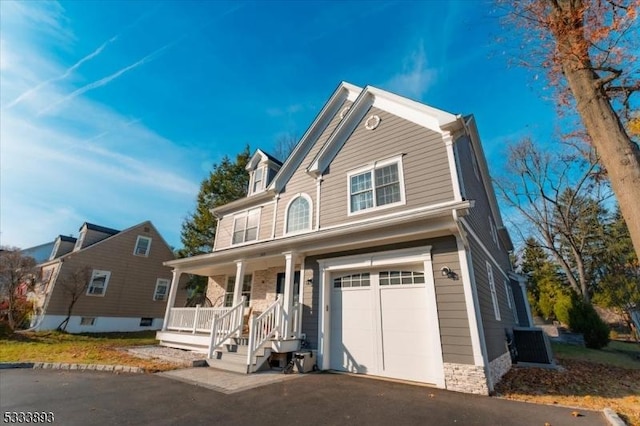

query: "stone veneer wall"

left=488, top=351, right=512, bottom=387
left=206, top=275, right=227, bottom=307
left=249, top=267, right=282, bottom=314
left=443, top=363, right=490, bottom=395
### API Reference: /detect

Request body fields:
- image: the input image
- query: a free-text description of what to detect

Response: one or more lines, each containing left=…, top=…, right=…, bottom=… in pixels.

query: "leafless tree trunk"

left=56, top=266, right=93, bottom=331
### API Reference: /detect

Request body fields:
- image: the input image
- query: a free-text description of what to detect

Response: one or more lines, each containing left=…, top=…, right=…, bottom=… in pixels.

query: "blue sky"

left=1, top=0, right=556, bottom=251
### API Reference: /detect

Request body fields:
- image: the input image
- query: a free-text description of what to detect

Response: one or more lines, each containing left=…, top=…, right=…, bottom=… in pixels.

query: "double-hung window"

left=87, top=270, right=111, bottom=296
left=348, top=157, right=404, bottom=214
left=486, top=262, right=501, bottom=321
left=134, top=236, right=152, bottom=256
left=232, top=209, right=260, bottom=244
left=252, top=166, right=265, bottom=194
left=154, top=279, right=169, bottom=301
left=225, top=275, right=252, bottom=307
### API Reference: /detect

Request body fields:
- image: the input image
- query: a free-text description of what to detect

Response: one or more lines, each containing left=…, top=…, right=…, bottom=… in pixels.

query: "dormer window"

left=246, top=149, right=283, bottom=196
left=252, top=166, right=265, bottom=193
left=74, top=229, right=86, bottom=251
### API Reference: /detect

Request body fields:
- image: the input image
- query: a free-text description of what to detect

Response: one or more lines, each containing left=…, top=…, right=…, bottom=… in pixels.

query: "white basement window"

left=87, top=270, right=111, bottom=296
left=348, top=156, right=405, bottom=214
left=134, top=236, right=152, bottom=256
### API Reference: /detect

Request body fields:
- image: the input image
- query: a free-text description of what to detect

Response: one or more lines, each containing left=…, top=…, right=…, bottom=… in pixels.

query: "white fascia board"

left=308, top=88, right=374, bottom=174
left=367, top=86, right=458, bottom=130
left=269, top=82, right=363, bottom=192
left=246, top=149, right=268, bottom=171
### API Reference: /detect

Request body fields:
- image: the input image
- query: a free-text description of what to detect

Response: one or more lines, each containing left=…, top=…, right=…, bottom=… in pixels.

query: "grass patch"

left=495, top=341, right=640, bottom=425
left=551, top=340, right=640, bottom=369
left=0, top=330, right=179, bottom=372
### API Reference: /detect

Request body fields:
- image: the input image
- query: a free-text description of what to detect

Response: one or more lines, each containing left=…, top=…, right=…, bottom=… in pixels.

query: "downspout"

left=315, top=176, right=322, bottom=231
left=272, top=195, right=279, bottom=239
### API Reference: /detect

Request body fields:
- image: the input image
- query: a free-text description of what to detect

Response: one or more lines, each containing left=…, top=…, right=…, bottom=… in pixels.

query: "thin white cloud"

left=386, top=40, right=437, bottom=100
left=38, top=39, right=178, bottom=115
left=5, top=35, right=118, bottom=109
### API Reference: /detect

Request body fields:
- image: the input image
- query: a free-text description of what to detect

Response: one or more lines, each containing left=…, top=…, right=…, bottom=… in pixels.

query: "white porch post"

left=233, top=260, right=245, bottom=306
left=161, top=269, right=182, bottom=331
left=282, top=252, right=297, bottom=339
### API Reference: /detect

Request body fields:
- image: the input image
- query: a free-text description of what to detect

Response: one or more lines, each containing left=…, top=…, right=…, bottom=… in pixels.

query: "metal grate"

left=513, top=328, right=553, bottom=364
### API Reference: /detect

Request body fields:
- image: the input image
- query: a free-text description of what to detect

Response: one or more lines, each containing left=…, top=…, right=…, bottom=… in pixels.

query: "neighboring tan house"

left=157, top=82, right=539, bottom=395
left=33, top=221, right=188, bottom=333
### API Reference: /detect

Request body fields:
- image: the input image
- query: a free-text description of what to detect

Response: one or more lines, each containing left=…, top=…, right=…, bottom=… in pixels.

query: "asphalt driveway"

left=0, top=369, right=607, bottom=425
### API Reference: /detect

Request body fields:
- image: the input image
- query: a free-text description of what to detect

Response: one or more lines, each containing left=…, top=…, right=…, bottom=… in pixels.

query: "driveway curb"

left=0, top=362, right=143, bottom=373
left=603, top=408, right=626, bottom=426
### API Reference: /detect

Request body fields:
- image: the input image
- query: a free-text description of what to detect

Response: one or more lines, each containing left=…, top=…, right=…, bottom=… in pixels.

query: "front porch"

left=156, top=253, right=305, bottom=374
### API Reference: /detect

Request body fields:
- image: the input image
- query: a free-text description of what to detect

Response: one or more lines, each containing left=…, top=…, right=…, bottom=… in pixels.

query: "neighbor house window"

left=74, top=230, right=86, bottom=251
left=348, top=157, right=404, bottom=214
left=286, top=195, right=311, bottom=233
left=154, top=278, right=169, bottom=301
left=134, top=236, right=152, bottom=256
left=87, top=270, right=111, bottom=296
left=140, top=318, right=153, bottom=327
left=232, top=209, right=260, bottom=244
left=486, top=262, right=501, bottom=321
left=224, top=275, right=253, bottom=307
left=80, top=317, right=95, bottom=326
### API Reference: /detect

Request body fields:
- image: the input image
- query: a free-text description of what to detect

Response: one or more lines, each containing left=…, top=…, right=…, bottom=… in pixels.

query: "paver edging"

left=0, top=361, right=144, bottom=374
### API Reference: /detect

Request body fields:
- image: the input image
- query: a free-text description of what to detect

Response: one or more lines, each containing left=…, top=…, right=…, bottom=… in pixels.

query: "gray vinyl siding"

left=455, top=135, right=510, bottom=268
left=320, top=107, right=454, bottom=228
left=274, top=100, right=352, bottom=237
left=45, top=223, right=188, bottom=318
left=468, top=239, right=517, bottom=361
left=301, top=237, right=474, bottom=365
left=510, top=279, right=531, bottom=327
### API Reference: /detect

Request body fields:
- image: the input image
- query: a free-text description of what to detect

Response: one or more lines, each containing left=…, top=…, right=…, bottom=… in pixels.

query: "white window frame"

left=505, top=280, right=518, bottom=322
left=489, top=217, right=499, bottom=248
left=80, top=317, right=95, bottom=326
left=231, top=208, right=261, bottom=245
left=346, top=155, right=406, bottom=216
left=284, top=193, right=313, bottom=235
left=134, top=236, right=152, bottom=256
left=153, top=278, right=170, bottom=301
left=250, top=165, right=267, bottom=195
left=87, top=270, right=111, bottom=297
left=486, top=262, right=501, bottom=321
left=224, top=275, right=252, bottom=307
left=74, top=230, right=86, bottom=251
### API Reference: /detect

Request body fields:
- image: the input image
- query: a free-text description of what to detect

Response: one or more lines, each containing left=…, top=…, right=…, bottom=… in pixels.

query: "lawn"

left=495, top=340, right=640, bottom=426
left=0, top=330, right=179, bottom=372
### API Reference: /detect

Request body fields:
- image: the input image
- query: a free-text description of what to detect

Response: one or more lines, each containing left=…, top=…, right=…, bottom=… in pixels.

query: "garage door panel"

left=330, top=268, right=438, bottom=384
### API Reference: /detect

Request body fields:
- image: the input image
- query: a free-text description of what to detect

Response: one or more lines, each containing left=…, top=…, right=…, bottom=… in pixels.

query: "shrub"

left=568, top=300, right=610, bottom=349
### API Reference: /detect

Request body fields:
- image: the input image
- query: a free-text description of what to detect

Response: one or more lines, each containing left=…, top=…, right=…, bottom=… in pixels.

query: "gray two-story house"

left=157, top=82, right=533, bottom=395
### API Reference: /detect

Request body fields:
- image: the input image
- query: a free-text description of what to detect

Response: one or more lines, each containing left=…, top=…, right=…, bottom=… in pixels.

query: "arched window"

left=286, top=195, right=311, bottom=233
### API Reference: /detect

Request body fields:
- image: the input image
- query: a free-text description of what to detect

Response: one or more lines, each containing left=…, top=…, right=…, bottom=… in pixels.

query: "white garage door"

left=330, top=268, right=438, bottom=383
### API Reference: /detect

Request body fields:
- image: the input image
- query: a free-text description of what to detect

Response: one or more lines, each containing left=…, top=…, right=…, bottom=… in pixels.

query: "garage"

left=329, top=267, right=441, bottom=384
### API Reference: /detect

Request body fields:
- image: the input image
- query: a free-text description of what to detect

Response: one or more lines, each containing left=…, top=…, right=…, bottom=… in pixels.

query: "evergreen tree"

left=178, top=147, right=250, bottom=295
left=179, top=147, right=251, bottom=258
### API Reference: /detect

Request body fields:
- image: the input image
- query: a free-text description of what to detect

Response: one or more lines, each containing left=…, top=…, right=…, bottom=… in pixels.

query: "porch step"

left=207, top=339, right=272, bottom=374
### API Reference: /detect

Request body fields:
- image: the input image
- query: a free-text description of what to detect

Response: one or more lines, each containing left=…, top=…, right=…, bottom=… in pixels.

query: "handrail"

left=166, top=307, right=230, bottom=332
left=207, top=298, right=245, bottom=359
left=247, top=298, right=282, bottom=369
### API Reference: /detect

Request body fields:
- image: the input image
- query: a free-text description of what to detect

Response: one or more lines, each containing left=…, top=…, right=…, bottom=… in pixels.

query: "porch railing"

left=207, top=299, right=245, bottom=359
left=247, top=298, right=282, bottom=369
left=166, top=306, right=230, bottom=333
